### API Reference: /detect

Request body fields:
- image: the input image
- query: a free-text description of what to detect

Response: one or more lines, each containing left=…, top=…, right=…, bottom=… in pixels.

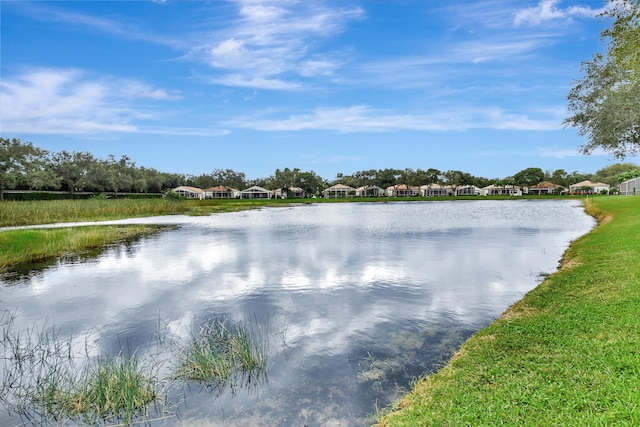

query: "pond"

left=0, top=200, right=595, bottom=426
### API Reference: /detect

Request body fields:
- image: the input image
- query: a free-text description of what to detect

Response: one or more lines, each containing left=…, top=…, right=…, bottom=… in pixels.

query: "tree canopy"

left=0, top=138, right=49, bottom=201
left=564, top=0, right=640, bottom=158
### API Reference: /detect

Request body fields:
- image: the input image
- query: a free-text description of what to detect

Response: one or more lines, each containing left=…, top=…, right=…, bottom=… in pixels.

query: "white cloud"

left=193, top=1, right=363, bottom=89
left=537, top=146, right=610, bottom=158
left=514, top=0, right=607, bottom=26
left=18, top=2, right=180, bottom=48
left=209, top=74, right=302, bottom=90
left=0, top=68, right=184, bottom=135
left=225, top=105, right=562, bottom=133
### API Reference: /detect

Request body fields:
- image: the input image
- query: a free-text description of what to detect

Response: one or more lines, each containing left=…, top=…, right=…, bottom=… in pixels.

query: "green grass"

left=68, top=356, right=157, bottom=425
left=0, top=198, right=189, bottom=227
left=0, top=225, right=169, bottom=273
left=0, top=311, right=271, bottom=425
left=376, top=196, right=640, bottom=426
left=0, top=312, right=159, bottom=425
left=175, top=317, right=269, bottom=388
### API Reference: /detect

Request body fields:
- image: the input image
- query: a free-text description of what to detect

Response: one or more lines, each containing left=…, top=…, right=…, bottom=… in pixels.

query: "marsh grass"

left=0, top=225, right=169, bottom=274
left=0, top=311, right=271, bottom=426
left=68, top=356, right=157, bottom=425
left=175, top=317, right=269, bottom=390
left=376, top=196, right=640, bottom=426
left=0, top=198, right=188, bottom=227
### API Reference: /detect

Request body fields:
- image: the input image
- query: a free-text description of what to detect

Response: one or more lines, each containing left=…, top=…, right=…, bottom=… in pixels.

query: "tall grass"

left=0, top=311, right=271, bottom=425
left=68, top=356, right=157, bottom=425
left=0, top=199, right=189, bottom=227
left=175, top=317, right=269, bottom=390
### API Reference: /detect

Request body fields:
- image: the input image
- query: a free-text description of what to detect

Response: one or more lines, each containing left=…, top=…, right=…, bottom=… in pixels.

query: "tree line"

left=3, top=137, right=639, bottom=202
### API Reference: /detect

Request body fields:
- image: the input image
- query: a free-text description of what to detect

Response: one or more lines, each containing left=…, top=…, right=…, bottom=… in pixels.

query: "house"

left=528, top=181, right=562, bottom=195
left=322, top=184, right=355, bottom=198
left=482, top=184, right=522, bottom=196
left=356, top=185, right=386, bottom=197
left=569, top=180, right=610, bottom=195
left=420, top=184, right=453, bottom=197
left=620, top=177, right=640, bottom=196
left=274, top=187, right=306, bottom=199
left=240, top=185, right=272, bottom=199
left=205, top=185, right=238, bottom=199
left=387, top=184, right=420, bottom=197
left=172, top=186, right=205, bottom=199
left=455, top=185, right=482, bottom=196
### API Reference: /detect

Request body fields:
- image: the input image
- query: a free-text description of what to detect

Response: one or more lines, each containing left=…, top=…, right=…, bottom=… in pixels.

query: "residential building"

left=528, top=182, right=562, bottom=195
left=172, top=186, right=205, bottom=199
left=322, top=184, right=355, bottom=198
left=569, top=180, right=610, bottom=195
left=240, top=185, right=272, bottom=199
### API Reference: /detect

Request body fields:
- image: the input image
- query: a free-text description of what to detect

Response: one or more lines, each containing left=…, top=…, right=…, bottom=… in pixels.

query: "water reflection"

left=0, top=200, right=594, bottom=425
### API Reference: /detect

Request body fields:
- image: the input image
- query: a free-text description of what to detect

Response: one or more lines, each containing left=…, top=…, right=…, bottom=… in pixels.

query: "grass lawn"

left=375, top=196, right=640, bottom=426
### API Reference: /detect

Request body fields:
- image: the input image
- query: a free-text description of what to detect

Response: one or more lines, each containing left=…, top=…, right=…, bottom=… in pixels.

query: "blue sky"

left=1, top=0, right=637, bottom=181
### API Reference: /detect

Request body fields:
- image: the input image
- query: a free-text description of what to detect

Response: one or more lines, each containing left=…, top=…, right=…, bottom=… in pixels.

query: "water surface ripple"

left=0, top=200, right=595, bottom=426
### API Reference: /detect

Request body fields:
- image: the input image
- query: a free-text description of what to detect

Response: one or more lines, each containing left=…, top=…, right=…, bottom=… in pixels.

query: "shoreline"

left=375, top=196, right=640, bottom=426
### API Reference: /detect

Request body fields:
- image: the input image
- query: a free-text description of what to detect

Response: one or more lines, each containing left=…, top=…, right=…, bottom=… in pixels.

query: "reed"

left=0, top=311, right=271, bottom=425
left=67, top=356, right=157, bottom=425
left=175, top=317, right=269, bottom=388
left=0, top=198, right=188, bottom=227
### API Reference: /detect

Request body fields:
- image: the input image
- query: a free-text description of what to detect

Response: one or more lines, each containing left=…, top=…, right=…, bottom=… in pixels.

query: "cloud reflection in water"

left=0, top=200, right=595, bottom=425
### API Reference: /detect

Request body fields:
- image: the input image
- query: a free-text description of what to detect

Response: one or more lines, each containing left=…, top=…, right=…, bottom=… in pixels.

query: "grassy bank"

left=0, top=198, right=189, bottom=227
left=376, top=196, right=640, bottom=426
left=0, top=225, right=170, bottom=273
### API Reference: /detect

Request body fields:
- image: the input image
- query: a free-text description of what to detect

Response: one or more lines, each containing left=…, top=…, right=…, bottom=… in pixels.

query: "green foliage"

left=0, top=138, right=50, bottom=201
left=614, top=167, right=640, bottom=183
left=69, top=356, right=156, bottom=424
left=592, top=162, right=639, bottom=184
left=564, top=0, right=640, bottom=158
left=512, top=167, right=545, bottom=187
left=175, top=317, right=268, bottom=389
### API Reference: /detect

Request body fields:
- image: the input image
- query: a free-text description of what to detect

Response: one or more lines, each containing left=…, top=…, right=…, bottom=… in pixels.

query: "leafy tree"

left=377, top=168, right=402, bottom=188
left=567, top=170, right=592, bottom=185
left=564, top=0, right=640, bottom=158
left=192, top=173, right=215, bottom=189
left=296, top=170, right=324, bottom=196
left=333, top=173, right=360, bottom=189
left=211, top=168, right=247, bottom=189
left=592, top=162, right=639, bottom=184
left=0, top=138, right=50, bottom=201
left=106, top=155, right=135, bottom=196
left=51, top=151, right=96, bottom=197
left=614, top=167, right=640, bottom=183
left=548, top=169, right=570, bottom=187
left=443, top=170, right=475, bottom=189
left=423, top=168, right=443, bottom=185
left=512, top=167, right=545, bottom=187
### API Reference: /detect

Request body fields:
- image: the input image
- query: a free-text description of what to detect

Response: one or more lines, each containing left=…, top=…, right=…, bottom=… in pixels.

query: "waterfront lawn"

left=375, top=195, right=640, bottom=426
